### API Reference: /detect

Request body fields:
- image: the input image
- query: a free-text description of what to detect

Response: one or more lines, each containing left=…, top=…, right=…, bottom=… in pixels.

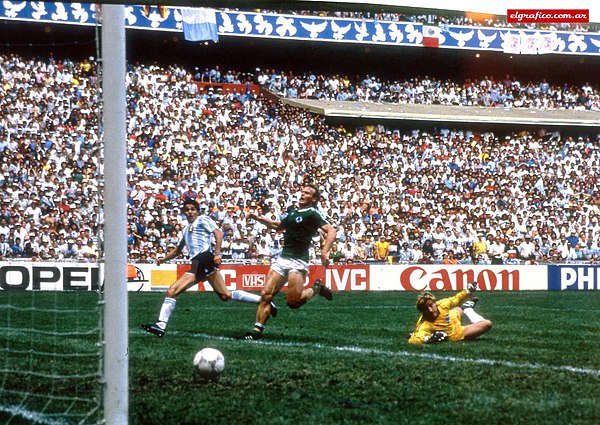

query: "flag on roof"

left=422, top=25, right=441, bottom=48
left=181, top=8, right=219, bottom=42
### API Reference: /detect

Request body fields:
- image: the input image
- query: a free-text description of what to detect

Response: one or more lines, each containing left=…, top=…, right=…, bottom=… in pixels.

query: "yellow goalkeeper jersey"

left=408, top=290, right=470, bottom=344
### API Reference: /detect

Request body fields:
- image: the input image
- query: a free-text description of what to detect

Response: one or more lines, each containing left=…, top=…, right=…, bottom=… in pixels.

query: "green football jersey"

left=279, top=207, right=328, bottom=261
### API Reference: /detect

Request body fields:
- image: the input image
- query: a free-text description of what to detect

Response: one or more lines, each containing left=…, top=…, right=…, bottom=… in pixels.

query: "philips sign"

left=548, top=266, right=600, bottom=290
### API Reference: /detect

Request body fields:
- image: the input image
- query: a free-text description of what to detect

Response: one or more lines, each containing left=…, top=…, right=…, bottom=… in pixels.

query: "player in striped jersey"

left=244, top=184, right=337, bottom=340
left=142, top=199, right=276, bottom=337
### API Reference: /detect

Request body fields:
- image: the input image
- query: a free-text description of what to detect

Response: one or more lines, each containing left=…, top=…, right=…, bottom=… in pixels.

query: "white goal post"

left=102, top=5, right=129, bottom=425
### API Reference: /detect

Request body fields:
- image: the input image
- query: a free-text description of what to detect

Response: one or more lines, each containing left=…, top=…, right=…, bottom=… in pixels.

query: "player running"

left=244, top=184, right=337, bottom=340
left=408, top=282, right=492, bottom=344
left=142, top=199, right=276, bottom=337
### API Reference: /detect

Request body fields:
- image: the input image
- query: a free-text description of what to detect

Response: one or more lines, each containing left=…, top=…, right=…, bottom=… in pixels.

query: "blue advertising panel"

left=548, top=265, right=600, bottom=290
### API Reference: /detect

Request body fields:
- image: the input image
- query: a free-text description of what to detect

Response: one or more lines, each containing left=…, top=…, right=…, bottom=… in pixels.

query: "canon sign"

left=399, top=266, right=520, bottom=291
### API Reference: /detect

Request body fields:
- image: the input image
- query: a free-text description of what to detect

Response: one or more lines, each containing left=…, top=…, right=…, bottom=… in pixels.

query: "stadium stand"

left=0, top=54, right=598, bottom=266
left=257, top=69, right=599, bottom=110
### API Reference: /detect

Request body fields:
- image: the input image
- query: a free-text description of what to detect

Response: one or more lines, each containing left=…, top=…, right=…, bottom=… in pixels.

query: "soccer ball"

left=193, top=348, right=225, bottom=379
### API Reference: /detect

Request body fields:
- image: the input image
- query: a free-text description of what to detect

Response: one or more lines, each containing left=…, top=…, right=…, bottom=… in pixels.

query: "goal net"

left=0, top=5, right=119, bottom=424
left=0, top=281, right=103, bottom=424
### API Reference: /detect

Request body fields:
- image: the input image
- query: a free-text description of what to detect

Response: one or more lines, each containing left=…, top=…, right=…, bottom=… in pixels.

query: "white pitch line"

left=0, top=404, right=69, bottom=425
left=133, top=330, right=600, bottom=377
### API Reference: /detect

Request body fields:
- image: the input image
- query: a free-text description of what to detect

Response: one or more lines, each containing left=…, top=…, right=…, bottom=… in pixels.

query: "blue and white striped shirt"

left=178, top=215, right=218, bottom=259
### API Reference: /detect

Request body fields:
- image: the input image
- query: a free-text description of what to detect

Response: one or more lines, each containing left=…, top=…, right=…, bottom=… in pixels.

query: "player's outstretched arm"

left=247, top=211, right=281, bottom=230
left=467, top=281, right=478, bottom=294
left=157, top=241, right=183, bottom=266
left=212, top=228, right=224, bottom=264
left=320, top=223, right=337, bottom=266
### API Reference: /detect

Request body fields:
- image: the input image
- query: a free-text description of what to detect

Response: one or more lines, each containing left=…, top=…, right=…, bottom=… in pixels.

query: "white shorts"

left=271, top=257, right=309, bottom=279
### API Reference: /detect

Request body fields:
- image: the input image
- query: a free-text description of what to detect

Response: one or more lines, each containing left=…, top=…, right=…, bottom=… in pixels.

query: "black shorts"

left=189, top=251, right=218, bottom=281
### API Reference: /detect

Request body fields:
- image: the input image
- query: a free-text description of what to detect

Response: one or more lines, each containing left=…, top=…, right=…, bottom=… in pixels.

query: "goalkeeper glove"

left=467, top=281, right=478, bottom=292
left=424, top=331, right=448, bottom=344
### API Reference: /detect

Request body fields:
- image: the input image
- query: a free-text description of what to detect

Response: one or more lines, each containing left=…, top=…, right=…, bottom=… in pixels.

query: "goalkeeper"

left=408, top=282, right=492, bottom=344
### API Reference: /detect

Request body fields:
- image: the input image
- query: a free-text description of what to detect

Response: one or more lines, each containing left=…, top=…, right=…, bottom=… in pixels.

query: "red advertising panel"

left=220, top=264, right=270, bottom=291
left=175, top=264, right=370, bottom=291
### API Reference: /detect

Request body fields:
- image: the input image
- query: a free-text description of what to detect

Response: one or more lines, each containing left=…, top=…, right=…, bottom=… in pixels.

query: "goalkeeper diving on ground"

left=408, top=281, right=492, bottom=344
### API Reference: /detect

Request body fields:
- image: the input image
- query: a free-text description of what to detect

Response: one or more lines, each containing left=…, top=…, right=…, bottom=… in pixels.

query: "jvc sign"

left=324, top=266, right=369, bottom=291
left=548, top=265, right=600, bottom=290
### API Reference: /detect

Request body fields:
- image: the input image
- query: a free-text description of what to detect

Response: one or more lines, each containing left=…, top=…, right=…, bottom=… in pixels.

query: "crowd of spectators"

left=1, top=53, right=599, bottom=266
left=257, top=69, right=600, bottom=111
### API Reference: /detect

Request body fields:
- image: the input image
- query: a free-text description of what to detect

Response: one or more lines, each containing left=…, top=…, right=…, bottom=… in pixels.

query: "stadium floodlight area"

left=0, top=290, right=103, bottom=424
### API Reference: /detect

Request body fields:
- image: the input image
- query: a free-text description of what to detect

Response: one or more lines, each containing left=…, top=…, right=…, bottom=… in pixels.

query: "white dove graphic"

left=173, top=8, right=182, bottom=30
left=219, top=12, right=234, bottom=33
left=31, top=2, right=47, bottom=20
left=372, top=22, right=386, bottom=42
left=353, top=21, right=369, bottom=41
left=567, top=33, right=587, bottom=52
left=477, top=29, right=497, bottom=48
left=236, top=14, right=253, bottom=34
left=51, top=3, right=68, bottom=21
left=331, top=19, right=351, bottom=40
left=388, top=23, right=404, bottom=43
left=125, top=6, right=136, bottom=25
left=300, top=21, right=327, bottom=38
left=71, top=3, right=89, bottom=23
left=405, top=24, right=421, bottom=44
left=449, top=29, right=474, bottom=47
left=145, top=9, right=166, bottom=28
left=254, top=14, right=273, bottom=35
left=3, top=1, right=27, bottom=18
left=276, top=16, right=296, bottom=37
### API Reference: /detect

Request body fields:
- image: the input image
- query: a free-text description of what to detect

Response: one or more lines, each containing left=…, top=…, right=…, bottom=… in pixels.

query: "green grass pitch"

left=2, top=290, right=600, bottom=424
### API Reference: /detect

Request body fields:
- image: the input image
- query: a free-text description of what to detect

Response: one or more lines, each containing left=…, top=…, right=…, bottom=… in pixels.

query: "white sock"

left=231, top=290, right=261, bottom=303
left=463, top=307, right=485, bottom=324
left=157, top=297, right=176, bottom=328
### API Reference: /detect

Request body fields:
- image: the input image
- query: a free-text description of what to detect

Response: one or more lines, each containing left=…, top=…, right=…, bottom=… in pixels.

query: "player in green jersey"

left=244, top=184, right=337, bottom=340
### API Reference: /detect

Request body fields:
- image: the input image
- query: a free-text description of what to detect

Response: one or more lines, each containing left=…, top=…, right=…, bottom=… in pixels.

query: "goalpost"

left=101, top=5, right=129, bottom=425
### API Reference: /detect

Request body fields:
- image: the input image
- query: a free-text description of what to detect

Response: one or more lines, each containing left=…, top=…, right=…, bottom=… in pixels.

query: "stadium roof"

left=282, top=98, right=600, bottom=127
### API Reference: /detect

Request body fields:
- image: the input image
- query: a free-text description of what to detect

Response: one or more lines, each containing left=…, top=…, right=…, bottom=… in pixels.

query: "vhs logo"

left=242, top=274, right=266, bottom=288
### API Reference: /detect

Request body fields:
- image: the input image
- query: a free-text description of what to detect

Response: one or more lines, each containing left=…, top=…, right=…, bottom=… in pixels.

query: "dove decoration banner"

left=1, top=2, right=600, bottom=56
